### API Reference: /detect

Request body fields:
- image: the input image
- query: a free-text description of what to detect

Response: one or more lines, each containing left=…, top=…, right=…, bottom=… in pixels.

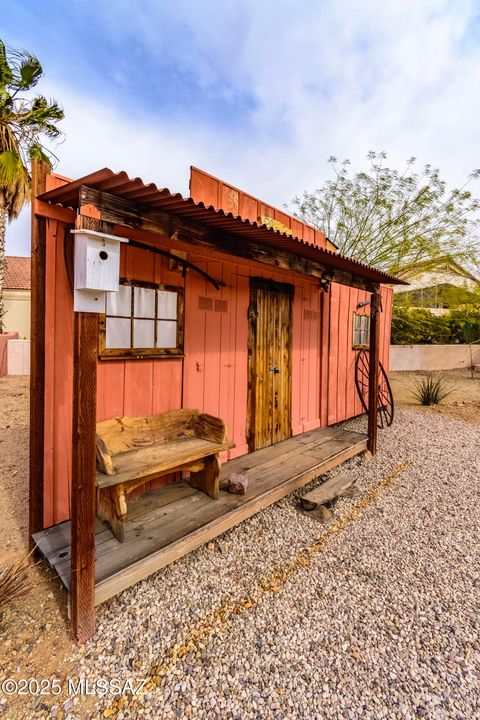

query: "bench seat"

left=96, top=437, right=234, bottom=489
left=95, top=409, right=234, bottom=542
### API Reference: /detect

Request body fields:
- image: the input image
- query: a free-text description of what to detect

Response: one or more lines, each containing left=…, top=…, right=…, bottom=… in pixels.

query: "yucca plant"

left=411, top=373, right=453, bottom=406
left=0, top=557, right=31, bottom=612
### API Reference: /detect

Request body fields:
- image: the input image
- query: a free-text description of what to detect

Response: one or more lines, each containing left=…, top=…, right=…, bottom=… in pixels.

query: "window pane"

left=157, top=320, right=177, bottom=348
left=158, top=291, right=177, bottom=320
left=106, top=317, right=131, bottom=348
left=134, top=319, right=155, bottom=348
left=134, top=287, right=156, bottom=319
left=107, top=284, right=131, bottom=317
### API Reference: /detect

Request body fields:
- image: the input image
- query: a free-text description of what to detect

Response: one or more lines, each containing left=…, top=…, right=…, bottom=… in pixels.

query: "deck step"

left=300, top=472, right=355, bottom=510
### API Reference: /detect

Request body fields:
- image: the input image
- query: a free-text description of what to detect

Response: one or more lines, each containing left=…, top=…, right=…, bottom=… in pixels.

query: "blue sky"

left=3, top=0, right=480, bottom=255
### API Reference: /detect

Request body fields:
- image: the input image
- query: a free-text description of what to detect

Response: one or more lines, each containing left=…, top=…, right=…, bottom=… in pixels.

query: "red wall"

left=42, top=220, right=392, bottom=528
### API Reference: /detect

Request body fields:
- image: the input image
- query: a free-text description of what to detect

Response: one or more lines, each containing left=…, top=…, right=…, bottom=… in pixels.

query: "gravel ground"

left=41, top=407, right=479, bottom=720
left=389, top=370, right=480, bottom=426
left=2, top=395, right=479, bottom=720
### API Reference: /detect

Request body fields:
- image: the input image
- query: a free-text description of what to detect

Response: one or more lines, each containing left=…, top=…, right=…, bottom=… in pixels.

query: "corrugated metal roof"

left=38, top=168, right=407, bottom=286
left=4, top=256, right=31, bottom=290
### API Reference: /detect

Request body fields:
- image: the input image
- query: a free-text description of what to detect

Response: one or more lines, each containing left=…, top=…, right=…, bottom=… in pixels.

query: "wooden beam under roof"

left=77, top=186, right=379, bottom=292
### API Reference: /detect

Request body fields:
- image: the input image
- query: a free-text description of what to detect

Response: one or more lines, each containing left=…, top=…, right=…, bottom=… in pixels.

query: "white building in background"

left=3, top=256, right=31, bottom=338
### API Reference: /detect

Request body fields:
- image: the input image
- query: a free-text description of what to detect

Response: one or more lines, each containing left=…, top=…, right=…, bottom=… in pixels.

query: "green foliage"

left=0, top=39, right=64, bottom=220
left=447, top=309, right=480, bottom=344
left=0, top=39, right=64, bottom=332
left=391, top=307, right=480, bottom=344
left=292, top=152, right=480, bottom=277
left=411, top=373, right=453, bottom=406
left=395, top=283, right=480, bottom=311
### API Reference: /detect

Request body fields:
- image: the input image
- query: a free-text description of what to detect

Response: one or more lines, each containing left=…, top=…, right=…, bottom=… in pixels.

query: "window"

left=353, top=313, right=370, bottom=348
left=99, top=282, right=184, bottom=358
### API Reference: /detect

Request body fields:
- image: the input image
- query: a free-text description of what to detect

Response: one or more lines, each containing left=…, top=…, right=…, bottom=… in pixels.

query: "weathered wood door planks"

left=248, top=278, right=293, bottom=450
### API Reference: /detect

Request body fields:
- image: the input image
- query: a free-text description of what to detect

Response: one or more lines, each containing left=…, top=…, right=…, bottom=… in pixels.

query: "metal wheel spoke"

left=355, top=349, right=395, bottom=428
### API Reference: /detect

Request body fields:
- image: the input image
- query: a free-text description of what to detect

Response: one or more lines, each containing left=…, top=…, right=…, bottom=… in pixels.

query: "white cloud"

left=7, top=0, right=480, bottom=256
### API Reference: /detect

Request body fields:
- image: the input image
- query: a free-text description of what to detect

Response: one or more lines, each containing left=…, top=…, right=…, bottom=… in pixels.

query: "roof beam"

left=77, top=186, right=378, bottom=292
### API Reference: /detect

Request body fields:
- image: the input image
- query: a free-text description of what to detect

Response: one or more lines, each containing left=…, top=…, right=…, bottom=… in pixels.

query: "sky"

left=3, top=0, right=480, bottom=256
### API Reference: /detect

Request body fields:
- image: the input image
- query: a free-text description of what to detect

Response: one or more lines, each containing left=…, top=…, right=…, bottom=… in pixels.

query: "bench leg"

left=190, top=454, right=220, bottom=500
left=97, top=485, right=127, bottom=542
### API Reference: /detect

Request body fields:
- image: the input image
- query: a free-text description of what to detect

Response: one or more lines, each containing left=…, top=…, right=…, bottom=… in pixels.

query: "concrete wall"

left=0, top=332, right=19, bottom=377
left=7, top=339, right=30, bottom=375
left=3, top=289, right=31, bottom=339
left=390, top=344, right=480, bottom=371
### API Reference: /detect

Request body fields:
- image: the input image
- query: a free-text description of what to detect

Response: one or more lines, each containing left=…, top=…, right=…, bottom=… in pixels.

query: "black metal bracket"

left=357, top=295, right=383, bottom=312
left=127, top=238, right=223, bottom=291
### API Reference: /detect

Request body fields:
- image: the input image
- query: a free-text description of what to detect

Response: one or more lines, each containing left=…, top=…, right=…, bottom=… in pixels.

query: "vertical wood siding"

left=42, top=224, right=394, bottom=527
left=325, top=283, right=393, bottom=425
left=44, top=220, right=74, bottom=527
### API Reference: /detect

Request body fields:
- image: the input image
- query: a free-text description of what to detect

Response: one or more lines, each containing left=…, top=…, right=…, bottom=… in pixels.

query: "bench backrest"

left=96, top=408, right=227, bottom=476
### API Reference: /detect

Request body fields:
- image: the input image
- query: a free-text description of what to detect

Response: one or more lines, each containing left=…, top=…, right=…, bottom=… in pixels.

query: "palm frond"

left=17, top=55, right=43, bottom=89
left=0, top=40, right=63, bottom=217
left=0, top=40, right=13, bottom=86
left=0, top=150, right=24, bottom=185
left=0, top=151, right=30, bottom=218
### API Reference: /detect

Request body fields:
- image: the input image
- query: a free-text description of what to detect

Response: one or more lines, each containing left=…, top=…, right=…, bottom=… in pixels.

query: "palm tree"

left=0, top=40, right=63, bottom=332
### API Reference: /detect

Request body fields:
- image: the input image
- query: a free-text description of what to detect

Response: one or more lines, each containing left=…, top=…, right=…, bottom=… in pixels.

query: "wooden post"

left=70, top=213, right=100, bottom=642
left=29, top=159, right=49, bottom=549
left=367, top=287, right=382, bottom=455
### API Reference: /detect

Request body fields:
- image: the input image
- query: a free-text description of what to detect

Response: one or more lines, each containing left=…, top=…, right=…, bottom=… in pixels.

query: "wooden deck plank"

left=33, top=426, right=368, bottom=604
left=219, top=430, right=340, bottom=482
left=300, top=472, right=355, bottom=510
left=56, top=490, right=206, bottom=583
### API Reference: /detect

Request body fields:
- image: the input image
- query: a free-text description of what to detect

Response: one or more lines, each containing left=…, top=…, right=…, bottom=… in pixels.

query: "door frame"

left=247, top=277, right=294, bottom=452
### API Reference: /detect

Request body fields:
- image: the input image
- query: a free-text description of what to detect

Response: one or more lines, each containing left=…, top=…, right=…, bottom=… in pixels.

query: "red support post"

left=29, top=159, right=49, bottom=549
left=70, top=213, right=100, bottom=642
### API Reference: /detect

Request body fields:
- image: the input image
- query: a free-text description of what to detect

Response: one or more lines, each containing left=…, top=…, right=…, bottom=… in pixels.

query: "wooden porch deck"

left=33, top=426, right=367, bottom=605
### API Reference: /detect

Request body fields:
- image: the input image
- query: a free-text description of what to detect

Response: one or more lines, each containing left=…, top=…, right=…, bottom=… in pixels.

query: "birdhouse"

left=71, top=229, right=129, bottom=313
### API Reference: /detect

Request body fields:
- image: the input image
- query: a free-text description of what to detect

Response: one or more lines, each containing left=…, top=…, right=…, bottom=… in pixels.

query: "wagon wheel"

left=354, top=349, right=394, bottom=428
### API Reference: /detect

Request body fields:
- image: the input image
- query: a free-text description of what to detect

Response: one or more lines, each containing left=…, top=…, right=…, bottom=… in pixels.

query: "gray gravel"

left=68, top=408, right=479, bottom=719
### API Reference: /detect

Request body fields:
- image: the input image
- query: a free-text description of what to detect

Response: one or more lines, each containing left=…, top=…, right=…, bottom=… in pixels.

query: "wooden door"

left=248, top=278, right=294, bottom=451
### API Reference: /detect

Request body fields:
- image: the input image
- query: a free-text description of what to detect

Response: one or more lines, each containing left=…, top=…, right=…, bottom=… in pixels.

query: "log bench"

left=95, top=409, right=234, bottom=542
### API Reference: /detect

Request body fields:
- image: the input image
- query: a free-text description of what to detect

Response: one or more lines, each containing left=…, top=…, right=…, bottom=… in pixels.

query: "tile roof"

left=4, top=256, right=31, bottom=290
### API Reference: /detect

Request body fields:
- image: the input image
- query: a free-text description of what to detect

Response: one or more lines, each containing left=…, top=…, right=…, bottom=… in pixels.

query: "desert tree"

left=292, top=152, right=480, bottom=278
left=0, top=40, right=63, bottom=332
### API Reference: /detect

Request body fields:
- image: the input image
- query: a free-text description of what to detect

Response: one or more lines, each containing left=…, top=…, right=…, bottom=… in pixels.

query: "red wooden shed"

left=29, top=160, right=406, bottom=641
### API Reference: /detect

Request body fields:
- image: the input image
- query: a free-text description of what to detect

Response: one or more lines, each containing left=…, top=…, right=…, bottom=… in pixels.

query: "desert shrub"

left=411, top=373, right=453, bottom=405
left=0, top=558, right=30, bottom=612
